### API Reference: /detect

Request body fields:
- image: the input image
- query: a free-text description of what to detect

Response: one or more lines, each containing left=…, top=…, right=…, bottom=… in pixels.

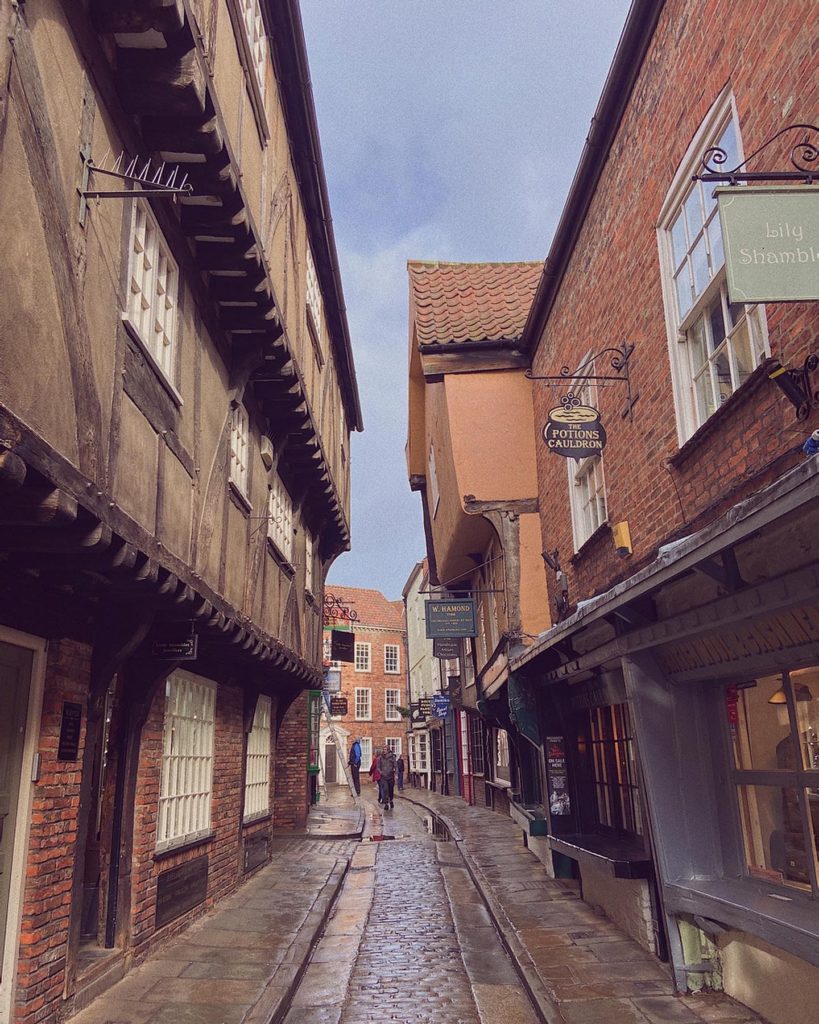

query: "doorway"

left=324, top=740, right=337, bottom=784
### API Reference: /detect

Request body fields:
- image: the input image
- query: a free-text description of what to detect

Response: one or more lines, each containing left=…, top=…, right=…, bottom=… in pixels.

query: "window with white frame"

left=428, top=443, right=440, bottom=518
left=239, top=0, right=267, bottom=93
left=229, top=405, right=249, bottom=496
left=385, top=688, right=401, bottom=721
left=658, top=95, right=768, bottom=442
left=125, top=200, right=178, bottom=384
left=417, top=732, right=428, bottom=772
left=354, top=687, right=371, bottom=720
left=268, top=475, right=293, bottom=561
left=244, top=694, right=271, bottom=821
left=354, top=642, right=371, bottom=673
left=304, top=530, right=315, bottom=594
left=386, top=737, right=402, bottom=756
left=384, top=644, right=400, bottom=674
left=305, top=245, right=323, bottom=350
left=567, top=366, right=608, bottom=550
left=359, top=736, right=372, bottom=768
left=157, top=672, right=216, bottom=851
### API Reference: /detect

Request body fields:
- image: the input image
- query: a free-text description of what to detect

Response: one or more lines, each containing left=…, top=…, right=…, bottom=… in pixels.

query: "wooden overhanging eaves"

left=0, top=444, right=320, bottom=687
left=89, top=0, right=348, bottom=549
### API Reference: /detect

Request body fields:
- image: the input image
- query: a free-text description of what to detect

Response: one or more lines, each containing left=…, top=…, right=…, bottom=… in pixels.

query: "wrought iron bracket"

left=323, top=593, right=359, bottom=626
left=694, top=123, right=818, bottom=185
left=768, top=354, right=819, bottom=421
left=526, top=340, right=638, bottom=420
left=78, top=145, right=193, bottom=225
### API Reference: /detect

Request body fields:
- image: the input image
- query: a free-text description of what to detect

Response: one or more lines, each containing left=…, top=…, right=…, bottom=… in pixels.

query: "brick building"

left=321, top=586, right=407, bottom=789
left=0, top=2, right=360, bottom=1021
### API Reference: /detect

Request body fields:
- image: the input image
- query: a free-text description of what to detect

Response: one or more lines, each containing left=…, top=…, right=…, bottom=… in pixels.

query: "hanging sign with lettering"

left=543, top=393, right=607, bottom=461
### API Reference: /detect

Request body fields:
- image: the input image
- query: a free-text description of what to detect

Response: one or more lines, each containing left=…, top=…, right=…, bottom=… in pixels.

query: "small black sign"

left=57, top=702, right=83, bottom=761
left=543, top=394, right=607, bottom=461
left=329, top=696, right=348, bottom=716
left=433, top=637, right=460, bottom=660
left=410, top=701, right=426, bottom=724
left=331, top=629, right=356, bottom=663
left=419, top=697, right=433, bottom=718
left=546, top=735, right=571, bottom=816
left=155, top=854, right=209, bottom=929
left=152, top=621, right=198, bottom=660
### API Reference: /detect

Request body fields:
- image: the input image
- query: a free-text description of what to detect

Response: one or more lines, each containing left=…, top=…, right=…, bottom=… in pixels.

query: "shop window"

left=588, top=703, right=643, bottom=836
left=157, top=672, right=216, bottom=852
left=354, top=687, right=371, bottom=721
left=125, top=200, right=179, bottom=387
left=417, top=733, right=429, bottom=772
left=727, top=669, right=819, bottom=894
left=244, top=694, right=271, bottom=821
left=384, top=643, right=401, bottom=674
left=494, top=728, right=511, bottom=785
left=354, top=642, right=371, bottom=672
left=468, top=714, right=486, bottom=775
left=385, top=688, right=401, bottom=721
left=431, top=729, right=443, bottom=773
left=657, top=93, right=768, bottom=442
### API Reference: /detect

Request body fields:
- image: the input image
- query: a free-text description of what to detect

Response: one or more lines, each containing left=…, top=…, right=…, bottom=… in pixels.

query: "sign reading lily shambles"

left=716, top=185, right=819, bottom=302
left=543, top=393, right=607, bottom=460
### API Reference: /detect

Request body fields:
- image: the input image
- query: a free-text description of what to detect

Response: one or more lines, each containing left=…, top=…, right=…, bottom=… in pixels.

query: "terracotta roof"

left=408, top=260, right=543, bottom=347
left=326, top=585, right=405, bottom=631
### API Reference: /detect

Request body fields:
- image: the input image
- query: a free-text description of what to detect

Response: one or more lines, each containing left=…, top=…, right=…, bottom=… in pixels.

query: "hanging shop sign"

left=323, top=668, right=342, bottom=692
left=418, top=697, right=434, bottom=719
left=717, top=185, right=819, bottom=302
left=433, top=636, right=461, bottom=660
left=410, top=701, right=427, bottom=725
left=508, top=673, right=541, bottom=747
left=151, top=621, right=198, bottom=660
left=543, top=393, right=607, bottom=460
left=431, top=693, right=451, bottom=719
left=329, top=696, right=348, bottom=716
left=546, top=736, right=571, bottom=816
left=330, top=628, right=356, bottom=663
left=425, top=599, right=478, bottom=638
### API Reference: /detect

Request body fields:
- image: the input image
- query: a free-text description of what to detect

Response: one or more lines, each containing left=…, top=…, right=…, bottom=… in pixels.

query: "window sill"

left=487, top=778, right=512, bottom=790
left=229, top=480, right=252, bottom=515
left=266, top=538, right=296, bottom=577
left=548, top=832, right=652, bottom=879
left=669, top=358, right=776, bottom=469
left=122, top=315, right=183, bottom=408
left=242, top=811, right=272, bottom=827
left=154, top=830, right=215, bottom=861
left=570, top=521, right=611, bottom=564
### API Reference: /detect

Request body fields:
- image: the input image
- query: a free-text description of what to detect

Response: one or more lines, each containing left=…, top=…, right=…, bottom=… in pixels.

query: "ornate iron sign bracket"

left=769, top=354, right=819, bottom=421
left=694, top=123, right=818, bottom=185
left=526, top=340, right=638, bottom=421
left=323, top=593, right=359, bottom=626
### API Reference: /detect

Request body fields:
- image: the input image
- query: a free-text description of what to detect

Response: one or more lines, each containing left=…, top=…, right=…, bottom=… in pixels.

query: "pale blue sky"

left=300, top=0, right=631, bottom=600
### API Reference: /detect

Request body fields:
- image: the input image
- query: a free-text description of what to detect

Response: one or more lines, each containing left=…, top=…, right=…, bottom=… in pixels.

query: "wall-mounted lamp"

left=541, top=549, right=569, bottom=620
left=612, top=521, right=632, bottom=558
left=768, top=361, right=809, bottom=415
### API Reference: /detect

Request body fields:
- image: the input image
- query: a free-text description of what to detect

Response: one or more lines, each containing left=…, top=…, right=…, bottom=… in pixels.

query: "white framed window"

left=359, top=736, right=372, bottom=767
left=244, top=694, right=271, bottom=821
left=304, top=530, right=315, bottom=594
left=268, top=475, right=293, bottom=561
left=240, top=0, right=267, bottom=93
left=305, top=245, right=323, bottom=351
left=229, top=404, right=249, bottom=496
left=384, top=644, right=401, bottom=674
left=386, top=737, right=402, bottom=756
left=417, top=733, right=428, bottom=772
left=354, top=642, right=371, bottom=673
left=428, top=443, right=440, bottom=518
left=125, top=200, right=179, bottom=386
left=354, top=687, right=371, bottom=721
left=658, top=93, right=769, bottom=442
left=567, top=364, right=607, bottom=550
left=157, top=672, right=216, bottom=851
left=385, top=688, right=401, bottom=721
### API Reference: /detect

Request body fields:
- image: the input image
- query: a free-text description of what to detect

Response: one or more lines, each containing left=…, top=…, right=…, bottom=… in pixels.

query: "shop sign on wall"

left=717, top=185, right=819, bottom=302
left=431, top=694, right=451, bottom=719
left=546, top=735, right=571, bottom=816
left=433, top=637, right=461, bottom=659
left=543, top=393, right=607, bottom=461
left=425, top=599, right=478, bottom=638
left=329, top=696, right=348, bottom=716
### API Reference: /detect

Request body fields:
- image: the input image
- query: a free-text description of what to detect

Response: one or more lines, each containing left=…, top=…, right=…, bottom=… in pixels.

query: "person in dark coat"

left=348, top=737, right=361, bottom=795
left=396, top=754, right=405, bottom=791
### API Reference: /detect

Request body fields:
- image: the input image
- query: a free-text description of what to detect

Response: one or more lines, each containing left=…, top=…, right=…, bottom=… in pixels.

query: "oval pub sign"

left=543, top=393, right=607, bottom=461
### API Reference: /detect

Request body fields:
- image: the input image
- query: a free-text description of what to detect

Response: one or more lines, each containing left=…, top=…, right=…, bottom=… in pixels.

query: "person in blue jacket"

left=348, top=737, right=362, bottom=795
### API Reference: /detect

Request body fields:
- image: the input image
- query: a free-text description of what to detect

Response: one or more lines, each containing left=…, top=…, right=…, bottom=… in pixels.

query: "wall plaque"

left=329, top=696, right=348, bottom=716
left=155, top=854, right=208, bottom=929
left=57, top=702, right=83, bottom=761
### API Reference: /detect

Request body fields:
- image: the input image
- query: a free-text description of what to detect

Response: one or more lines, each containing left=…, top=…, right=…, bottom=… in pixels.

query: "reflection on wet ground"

left=422, top=813, right=453, bottom=841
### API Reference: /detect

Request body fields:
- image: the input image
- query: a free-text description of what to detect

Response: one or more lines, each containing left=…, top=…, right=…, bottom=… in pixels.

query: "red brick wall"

left=273, top=691, right=309, bottom=829
left=15, top=639, right=90, bottom=1024
left=531, top=0, right=819, bottom=609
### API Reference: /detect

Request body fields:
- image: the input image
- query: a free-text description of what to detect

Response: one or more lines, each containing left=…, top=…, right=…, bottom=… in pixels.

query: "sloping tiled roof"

left=408, top=260, right=543, bottom=347
left=326, top=585, right=405, bottom=631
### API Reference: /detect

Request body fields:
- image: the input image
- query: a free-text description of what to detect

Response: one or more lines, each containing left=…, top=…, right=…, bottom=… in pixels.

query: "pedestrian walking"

left=396, top=754, right=405, bottom=791
left=377, top=745, right=397, bottom=809
left=348, top=737, right=361, bottom=795
left=369, top=748, right=382, bottom=803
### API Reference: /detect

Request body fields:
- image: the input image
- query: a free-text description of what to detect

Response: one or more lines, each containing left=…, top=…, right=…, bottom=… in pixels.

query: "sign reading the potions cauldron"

left=542, top=393, right=607, bottom=460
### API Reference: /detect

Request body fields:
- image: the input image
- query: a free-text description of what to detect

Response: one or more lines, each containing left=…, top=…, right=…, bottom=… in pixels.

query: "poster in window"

left=546, top=735, right=571, bottom=816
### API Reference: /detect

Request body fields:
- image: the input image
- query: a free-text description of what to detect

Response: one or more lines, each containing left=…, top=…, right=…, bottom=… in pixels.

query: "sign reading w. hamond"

left=717, top=185, right=819, bottom=303
left=425, top=599, right=478, bottom=638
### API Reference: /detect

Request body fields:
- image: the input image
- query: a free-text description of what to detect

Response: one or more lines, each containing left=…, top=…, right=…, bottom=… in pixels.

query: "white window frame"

left=354, top=687, right=371, bottom=721
left=304, top=530, right=315, bottom=594
left=428, top=443, right=440, bottom=518
left=268, top=475, right=294, bottom=562
left=384, top=644, right=401, bottom=674
left=657, top=90, right=769, bottom=444
left=359, top=736, right=372, bottom=768
left=229, top=404, right=250, bottom=497
left=305, top=244, right=324, bottom=357
left=385, top=737, right=402, bottom=757
left=567, top=359, right=608, bottom=550
left=244, top=694, right=271, bottom=822
left=354, top=642, right=372, bottom=673
left=239, top=0, right=267, bottom=94
left=417, top=732, right=429, bottom=772
left=157, top=672, right=216, bottom=852
left=124, top=199, right=179, bottom=392
left=385, top=688, right=401, bottom=721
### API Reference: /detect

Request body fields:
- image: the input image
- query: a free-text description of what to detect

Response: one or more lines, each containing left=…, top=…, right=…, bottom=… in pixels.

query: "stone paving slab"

left=400, top=789, right=768, bottom=1024
left=69, top=840, right=354, bottom=1024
